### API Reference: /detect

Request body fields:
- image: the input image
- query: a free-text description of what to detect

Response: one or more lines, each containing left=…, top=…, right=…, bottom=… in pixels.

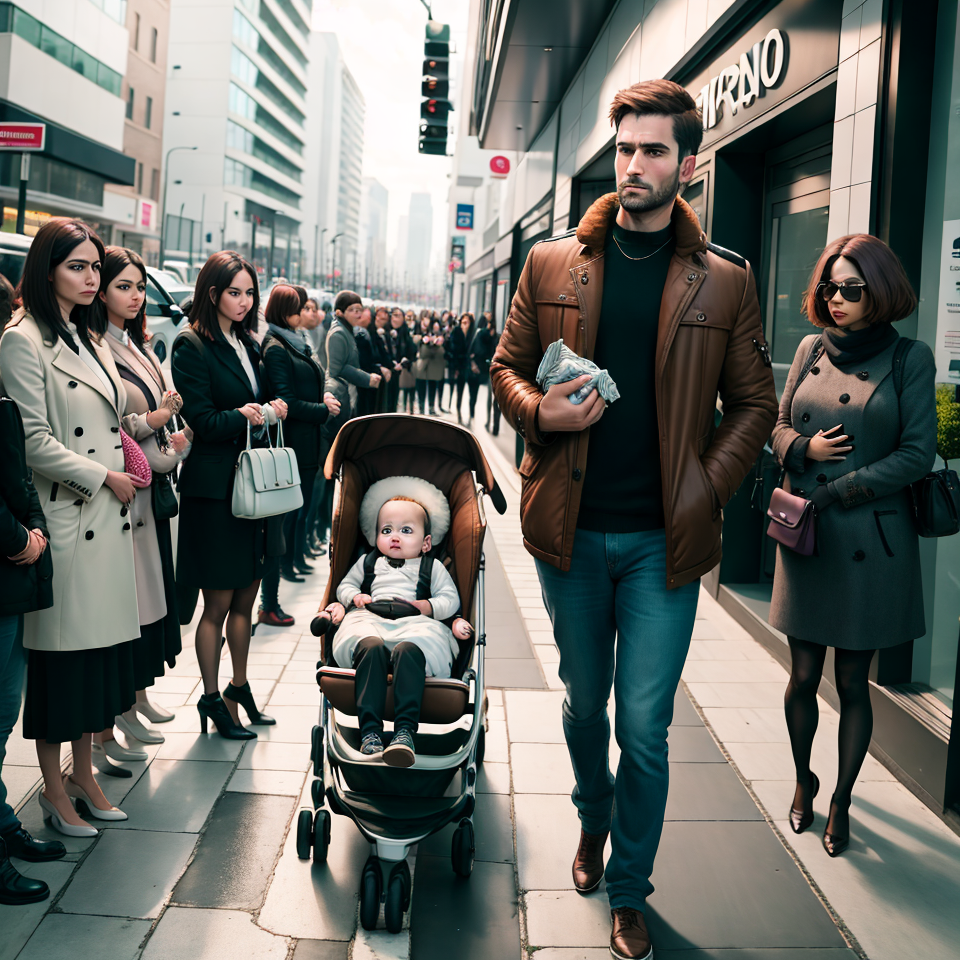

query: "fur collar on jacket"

left=575, top=193, right=707, bottom=260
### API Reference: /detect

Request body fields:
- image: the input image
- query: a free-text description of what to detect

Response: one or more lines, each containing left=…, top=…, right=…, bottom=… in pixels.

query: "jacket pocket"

left=874, top=510, right=897, bottom=557
left=535, top=299, right=580, bottom=351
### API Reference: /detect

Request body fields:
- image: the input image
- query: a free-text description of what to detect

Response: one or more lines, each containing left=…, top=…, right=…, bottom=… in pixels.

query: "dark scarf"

left=822, top=323, right=898, bottom=368
left=268, top=322, right=311, bottom=358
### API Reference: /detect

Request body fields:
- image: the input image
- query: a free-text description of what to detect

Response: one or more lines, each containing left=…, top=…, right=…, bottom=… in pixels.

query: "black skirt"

left=24, top=643, right=137, bottom=743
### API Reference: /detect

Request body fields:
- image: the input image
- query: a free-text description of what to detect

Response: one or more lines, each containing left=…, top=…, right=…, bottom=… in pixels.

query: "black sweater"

left=577, top=222, right=674, bottom=533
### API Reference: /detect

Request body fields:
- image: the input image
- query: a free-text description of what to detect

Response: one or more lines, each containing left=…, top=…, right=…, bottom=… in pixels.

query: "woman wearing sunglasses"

left=768, top=233, right=936, bottom=858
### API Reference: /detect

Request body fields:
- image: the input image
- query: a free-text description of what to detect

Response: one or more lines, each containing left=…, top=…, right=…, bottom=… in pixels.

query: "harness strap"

left=359, top=550, right=380, bottom=596
left=416, top=553, right=435, bottom=601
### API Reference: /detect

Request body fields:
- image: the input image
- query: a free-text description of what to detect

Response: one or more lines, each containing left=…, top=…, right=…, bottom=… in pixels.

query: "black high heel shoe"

left=198, top=694, right=256, bottom=740
left=788, top=772, right=820, bottom=834
left=822, top=797, right=850, bottom=857
left=224, top=681, right=276, bottom=725
left=293, top=559, right=314, bottom=575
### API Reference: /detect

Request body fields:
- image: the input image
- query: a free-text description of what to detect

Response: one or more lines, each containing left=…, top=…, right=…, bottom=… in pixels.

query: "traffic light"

left=418, top=22, right=452, bottom=157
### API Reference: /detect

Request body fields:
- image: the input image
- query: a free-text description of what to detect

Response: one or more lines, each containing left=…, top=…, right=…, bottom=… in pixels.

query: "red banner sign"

left=0, top=123, right=46, bottom=151
left=490, top=155, right=510, bottom=178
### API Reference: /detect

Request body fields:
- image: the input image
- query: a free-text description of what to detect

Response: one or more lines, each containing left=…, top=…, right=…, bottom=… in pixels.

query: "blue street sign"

left=456, top=203, right=474, bottom=230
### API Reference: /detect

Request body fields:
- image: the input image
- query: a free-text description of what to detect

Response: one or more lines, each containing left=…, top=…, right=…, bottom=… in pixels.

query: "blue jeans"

left=536, top=529, right=699, bottom=910
left=0, top=614, right=26, bottom=836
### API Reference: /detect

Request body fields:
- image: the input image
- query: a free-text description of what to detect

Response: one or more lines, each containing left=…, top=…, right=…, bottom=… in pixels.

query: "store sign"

left=490, top=155, right=510, bottom=178
left=450, top=235, right=465, bottom=273
left=0, top=122, right=46, bottom=151
left=695, top=29, right=786, bottom=132
left=456, top=203, right=474, bottom=230
left=936, top=219, right=960, bottom=383
left=140, top=201, right=154, bottom=228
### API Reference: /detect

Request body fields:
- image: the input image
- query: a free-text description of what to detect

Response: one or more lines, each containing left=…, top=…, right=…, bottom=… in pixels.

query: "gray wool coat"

left=769, top=333, right=937, bottom=650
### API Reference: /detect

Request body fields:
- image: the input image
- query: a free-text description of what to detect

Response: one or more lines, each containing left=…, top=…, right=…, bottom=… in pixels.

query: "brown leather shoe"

left=610, top=907, right=653, bottom=960
left=572, top=828, right=608, bottom=893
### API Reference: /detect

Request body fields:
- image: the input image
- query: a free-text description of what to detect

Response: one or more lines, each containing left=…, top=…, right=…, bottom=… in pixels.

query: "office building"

left=405, top=191, right=432, bottom=288
left=359, top=176, right=388, bottom=292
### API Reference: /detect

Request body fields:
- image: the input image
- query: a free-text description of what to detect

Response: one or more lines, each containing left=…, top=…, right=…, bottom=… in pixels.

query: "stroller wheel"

left=359, top=856, right=382, bottom=931
left=295, top=809, right=313, bottom=860
left=384, top=860, right=411, bottom=934
left=312, top=809, right=330, bottom=863
left=451, top=818, right=475, bottom=878
left=311, top=778, right=324, bottom=809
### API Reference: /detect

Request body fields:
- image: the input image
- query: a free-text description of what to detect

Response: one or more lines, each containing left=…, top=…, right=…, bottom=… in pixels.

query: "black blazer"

left=171, top=326, right=264, bottom=500
left=259, top=331, right=329, bottom=473
left=0, top=396, right=53, bottom=615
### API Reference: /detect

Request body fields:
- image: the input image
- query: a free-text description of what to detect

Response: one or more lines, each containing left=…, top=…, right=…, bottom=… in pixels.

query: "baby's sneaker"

left=360, top=732, right=383, bottom=756
left=383, top=728, right=416, bottom=767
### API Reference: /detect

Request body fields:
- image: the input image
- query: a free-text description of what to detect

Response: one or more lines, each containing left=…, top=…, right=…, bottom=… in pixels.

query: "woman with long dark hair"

left=170, top=251, right=288, bottom=740
left=467, top=311, right=498, bottom=427
left=390, top=306, right=417, bottom=413
left=94, top=247, right=190, bottom=761
left=770, top=234, right=936, bottom=857
left=448, top=312, right=475, bottom=423
left=0, top=218, right=136, bottom=834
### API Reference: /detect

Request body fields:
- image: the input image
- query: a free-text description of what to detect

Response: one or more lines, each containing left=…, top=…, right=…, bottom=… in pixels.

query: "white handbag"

left=231, top=419, right=303, bottom=520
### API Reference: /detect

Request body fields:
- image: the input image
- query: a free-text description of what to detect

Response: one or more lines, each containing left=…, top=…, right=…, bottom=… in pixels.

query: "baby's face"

left=376, top=500, right=431, bottom=560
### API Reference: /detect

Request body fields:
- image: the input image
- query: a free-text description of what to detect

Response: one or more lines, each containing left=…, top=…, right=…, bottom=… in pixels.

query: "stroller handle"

left=310, top=616, right=329, bottom=637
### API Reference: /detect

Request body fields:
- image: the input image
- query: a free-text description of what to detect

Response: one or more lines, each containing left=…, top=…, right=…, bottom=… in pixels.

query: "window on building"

left=150, top=168, right=160, bottom=201
left=126, top=86, right=135, bottom=120
left=150, top=26, right=157, bottom=63
left=145, top=96, right=153, bottom=129
left=133, top=12, right=139, bottom=50
left=136, top=162, right=143, bottom=195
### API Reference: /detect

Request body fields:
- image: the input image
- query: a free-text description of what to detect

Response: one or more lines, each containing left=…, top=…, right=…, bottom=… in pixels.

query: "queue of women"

left=0, top=217, right=502, bottom=905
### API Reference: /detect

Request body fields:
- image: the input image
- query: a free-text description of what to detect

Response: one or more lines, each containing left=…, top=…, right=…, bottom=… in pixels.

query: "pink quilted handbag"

left=120, top=428, right=153, bottom=488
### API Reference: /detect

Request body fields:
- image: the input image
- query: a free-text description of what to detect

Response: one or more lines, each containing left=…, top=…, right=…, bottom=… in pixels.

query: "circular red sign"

left=490, top=156, right=510, bottom=177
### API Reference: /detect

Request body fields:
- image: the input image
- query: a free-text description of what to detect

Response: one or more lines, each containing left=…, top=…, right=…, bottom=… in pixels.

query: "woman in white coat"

left=0, top=220, right=139, bottom=836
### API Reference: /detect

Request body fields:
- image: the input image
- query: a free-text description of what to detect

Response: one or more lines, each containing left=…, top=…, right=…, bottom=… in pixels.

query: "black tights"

left=785, top=636, right=875, bottom=833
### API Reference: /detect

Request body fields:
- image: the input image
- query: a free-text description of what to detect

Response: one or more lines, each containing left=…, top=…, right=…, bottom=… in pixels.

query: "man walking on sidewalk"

left=490, top=80, right=777, bottom=960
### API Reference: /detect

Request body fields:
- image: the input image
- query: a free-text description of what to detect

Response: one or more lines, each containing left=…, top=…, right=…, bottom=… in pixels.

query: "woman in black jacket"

left=0, top=394, right=64, bottom=905
left=468, top=312, right=498, bottom=427
left=448, top=312, right=475, bottom=423
left=354, top=307, right=390, bottom=417
left=257, top=285, right=339, bottom=623
left=171, top=252, right=288, bottom=740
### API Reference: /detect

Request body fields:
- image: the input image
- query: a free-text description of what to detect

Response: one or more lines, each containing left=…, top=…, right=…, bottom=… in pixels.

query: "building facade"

left=359, top=176, right=388, bottom=296
left=462, top=0, right=960, bottom=826
left=0, top=0, right=135, bottom=238
left=405, top=191, right=433, bottom=289
left=163, top=0, right=312, bottom=279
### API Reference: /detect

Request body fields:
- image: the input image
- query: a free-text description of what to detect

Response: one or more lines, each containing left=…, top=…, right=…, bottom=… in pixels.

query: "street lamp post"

left=158, top=145, right=197, bottom=269
left=320, top=227, right=328, bottom=286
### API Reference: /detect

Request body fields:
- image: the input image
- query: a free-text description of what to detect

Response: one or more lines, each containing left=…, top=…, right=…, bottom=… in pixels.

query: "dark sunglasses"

left=817, top=280, right=867, bottom=303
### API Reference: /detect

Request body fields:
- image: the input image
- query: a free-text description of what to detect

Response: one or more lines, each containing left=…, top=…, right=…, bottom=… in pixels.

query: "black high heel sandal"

left=198, top=694, right=256, bottom=740
left=788, top=772, right=820, bottom=834
left=224, top=681, right=276, bottom=725
left=822, top=796, right=850, bottom=857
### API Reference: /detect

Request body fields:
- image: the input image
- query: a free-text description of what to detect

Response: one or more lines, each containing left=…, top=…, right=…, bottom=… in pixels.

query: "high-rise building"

left=0, top=1, right=135, bottom=238
left=302, top=31, right=365, bottom=290
left=163, top=0, right=313, bottom=278
left=103, top=0, right=170, bottom=263
left=405, top=192, right=433, bottom=289
left=359, top=177, right=388, bottom=291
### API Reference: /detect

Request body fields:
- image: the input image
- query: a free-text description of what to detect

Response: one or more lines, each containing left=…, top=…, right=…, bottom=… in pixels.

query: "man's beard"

left=617, top=166, right=681, bottom=214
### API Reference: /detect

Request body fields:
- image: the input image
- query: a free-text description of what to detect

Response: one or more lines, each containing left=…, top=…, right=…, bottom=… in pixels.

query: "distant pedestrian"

left=447, top=312, right=475, bottom=422
left=770, top=233, right=936, bottom=858
left=414, top=317, right=445, bottom=415
left=490, top=79, right=777, bottom=960
left=468, top=312, right=498, bottom=427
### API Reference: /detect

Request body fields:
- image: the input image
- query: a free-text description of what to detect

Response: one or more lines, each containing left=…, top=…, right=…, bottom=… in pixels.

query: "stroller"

left=298, top=414, right=506, bottom=933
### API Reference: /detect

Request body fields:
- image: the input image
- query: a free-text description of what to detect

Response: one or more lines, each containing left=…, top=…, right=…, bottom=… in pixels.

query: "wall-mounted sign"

left=139, top=201, right=154, bottom=228
left=0, top=122, right=46, bottom=151
left=695, top=29, right=786, bottom=132
left=450, top=235, right=465, bottom=273
left=456, top=203, right=474, bottom=230
left=936, top=219, right=960, bottom=383
left=490, top=156, right=510, bottom=178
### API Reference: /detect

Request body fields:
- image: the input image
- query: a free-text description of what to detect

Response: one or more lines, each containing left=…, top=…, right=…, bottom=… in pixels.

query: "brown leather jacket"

left=490, top=194, right=778, bottom=587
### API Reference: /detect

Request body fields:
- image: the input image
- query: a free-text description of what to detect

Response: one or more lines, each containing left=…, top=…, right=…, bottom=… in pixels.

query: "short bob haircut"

left=16, top=217, right=105, bottom=348
left=802, top=234, right=917, bottom=329
left=189, top=251, right=259, bottom=338
left=335, top=290, right=362, bottom=314
left=291, top=284, right=308, bottom=310
left=265, top=284, right=302, bottom=330
left=609, top=79, right=703, bottom=161
left=97, top=246, right=150, bottom=349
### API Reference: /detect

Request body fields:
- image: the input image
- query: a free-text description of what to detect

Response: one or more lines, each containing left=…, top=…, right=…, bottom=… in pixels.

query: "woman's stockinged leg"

left=785, top=635, right=827, bottom=812
left=223, top=580, right=261, bottom=721
left=36, top=739, right=89, bottom=827
left=196, top=588, right=234, bottom=695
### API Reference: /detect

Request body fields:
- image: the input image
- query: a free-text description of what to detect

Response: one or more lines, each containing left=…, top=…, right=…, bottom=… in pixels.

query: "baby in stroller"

left=315, top=476, right=474, bottom=767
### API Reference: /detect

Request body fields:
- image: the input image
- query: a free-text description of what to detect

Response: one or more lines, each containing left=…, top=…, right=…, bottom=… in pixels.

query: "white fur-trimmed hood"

left=359, top=476, right=451, bottom=546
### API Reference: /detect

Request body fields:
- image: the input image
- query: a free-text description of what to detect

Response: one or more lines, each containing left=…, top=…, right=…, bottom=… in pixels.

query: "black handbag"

left=912, top=467, right=960, bottom=538
left=152, top=470, right=179, bottom=521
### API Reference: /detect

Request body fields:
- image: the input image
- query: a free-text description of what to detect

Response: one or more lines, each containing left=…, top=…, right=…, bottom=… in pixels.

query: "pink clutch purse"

left=120, top=429, right=153, bottom=488
left=766, top=487, right=816, bottom=555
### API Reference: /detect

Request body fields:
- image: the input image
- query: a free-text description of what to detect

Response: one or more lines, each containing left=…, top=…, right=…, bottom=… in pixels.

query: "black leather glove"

left=810, top=483, right=838, bottom=512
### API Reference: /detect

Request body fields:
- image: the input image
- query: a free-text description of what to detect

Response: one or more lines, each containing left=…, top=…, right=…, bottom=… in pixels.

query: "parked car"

left=0, top=233, right=32, bottom=288
left=149, top=268, right=194, bottom=307
left=144, top=268, right=187, bottom=365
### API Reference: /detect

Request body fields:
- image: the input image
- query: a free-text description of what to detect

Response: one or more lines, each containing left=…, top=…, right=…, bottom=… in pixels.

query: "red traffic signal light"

left=421, top=99, right=452, bottom=120
left=422, top=76, right=450, bottom=98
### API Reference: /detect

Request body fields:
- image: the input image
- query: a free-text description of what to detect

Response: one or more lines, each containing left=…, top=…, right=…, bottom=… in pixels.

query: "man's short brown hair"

left=609, top=79, right=703, bottom=159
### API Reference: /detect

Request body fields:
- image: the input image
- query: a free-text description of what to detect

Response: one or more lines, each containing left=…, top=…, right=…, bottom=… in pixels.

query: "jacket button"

left=74, top=499, right=83, bottom=506
left=111, top=426, right=119, bottom=433
left=817, top=474, right=827, bottom=483
left=696, top=312, right=706, bottom=322
left=68, top=380, right=78, bottom=388
left=853, top=549, right=865, bottom=561
left=801, top=413, right=810, bottom=423
left=687, top=273, right=697, bottom=282
left=120, top=506, right=128, bottom=517
left=857, top=371, right=869, bottom=380
left=839, top=394, right=850, bottom=404
left=75, top=427, right=83, bottom=437
left=573, top=468, right=582, bottom=481
left=136, top=520, right=145, bottom=527
left=811, top=366, right=820, bottom=375
left=123, top=523, right=131, bottom=531
left=85, top=531, right=94, bottom=540
left=87, top=449, right=95, bottom=454
left=580, top=273, right=589, bottom=285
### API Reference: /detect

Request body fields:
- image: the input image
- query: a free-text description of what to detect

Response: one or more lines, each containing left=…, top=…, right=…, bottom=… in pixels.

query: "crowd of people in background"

left=0, top=216, right=503, bottom=906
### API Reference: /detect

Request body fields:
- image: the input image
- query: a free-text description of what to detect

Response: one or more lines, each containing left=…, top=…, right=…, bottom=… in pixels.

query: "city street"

left=2, top=415, right=959, bottom=960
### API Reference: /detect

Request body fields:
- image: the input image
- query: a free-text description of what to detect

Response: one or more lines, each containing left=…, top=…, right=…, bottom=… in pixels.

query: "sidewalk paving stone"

left=476, top=759, right=511, bottom=794
left=154, top=731, right=247, bottom=762
left=0, top=860, right=76, bottom=960
left=13, top=914, right=152, bottom=960
left=291, top=941, right=349, bottom=960
left=57, top=828, right=196, bottom=918
left=666, top=725, right=726, bottom=763
left=238, top=740, right=312, bottom=772
left=227, top=768, right=307, bottom=796
left=142, top=908, right=291, bottom=960
left=419, top=791, right=515, bottom=865
left=664, top=763, right=763, bottom=821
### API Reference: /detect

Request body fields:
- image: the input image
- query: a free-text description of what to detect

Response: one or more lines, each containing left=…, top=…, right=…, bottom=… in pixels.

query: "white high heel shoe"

left=115, top=711, right=164, bottom=745
left=100, top=737, right=148, bottom=762
left=64, top=778, right=128, bottom=821
left=135, top=699, right=175, bottom=723
left=38, top=792, right=98, bottom=837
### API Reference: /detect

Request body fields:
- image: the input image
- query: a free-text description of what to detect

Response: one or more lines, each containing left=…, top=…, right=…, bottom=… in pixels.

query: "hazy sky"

left=311, top=0, right=470, bottom=268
